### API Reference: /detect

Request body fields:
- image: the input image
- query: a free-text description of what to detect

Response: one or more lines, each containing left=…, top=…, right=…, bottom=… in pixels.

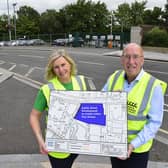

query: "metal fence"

left=0, top=31, right=130, bottom=49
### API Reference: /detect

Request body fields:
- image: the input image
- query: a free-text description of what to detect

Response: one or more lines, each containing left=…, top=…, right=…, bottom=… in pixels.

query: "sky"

left=0, top=0, right=167, bottom=16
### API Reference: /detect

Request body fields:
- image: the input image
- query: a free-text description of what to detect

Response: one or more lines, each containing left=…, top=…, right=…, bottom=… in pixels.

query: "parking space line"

left=18, top=55, right=45, bottom=58
left=8, top=64, right=16, bottom=71
left=0, top=53, right=7, bottom=55
left=155, top=135, right=168, bottom=145
left=87, top=79, right=96, bottom=90
left=20, top=64, right=29, bottom=67
left=13, top=73, right=43, bottom=89
left=164, top=109, right=168, bottom=113
left=25, top=67, right=35, bottom=77
left=78, top=61, right=104, bottom=66
left=0, top=60, right=5, bottom=64
left=159, top=128, right=168, bottom=135
left=147, top=69, right=168, bottom=75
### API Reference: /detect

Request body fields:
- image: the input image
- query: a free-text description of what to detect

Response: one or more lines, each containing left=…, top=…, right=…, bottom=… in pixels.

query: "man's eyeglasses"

left=122, top=54, right=143, bottom=60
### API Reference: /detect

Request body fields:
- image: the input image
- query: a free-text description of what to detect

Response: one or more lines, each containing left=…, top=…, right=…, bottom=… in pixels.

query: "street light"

left=7, top=0, right=11, bottom=41
left=110, top=11, right=113, bottom=36
left=12, top=3, right=17, bottom=40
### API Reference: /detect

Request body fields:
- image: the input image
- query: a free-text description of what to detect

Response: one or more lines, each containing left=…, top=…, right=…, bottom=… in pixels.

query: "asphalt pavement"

left=0, top=48, right=168, bottom=168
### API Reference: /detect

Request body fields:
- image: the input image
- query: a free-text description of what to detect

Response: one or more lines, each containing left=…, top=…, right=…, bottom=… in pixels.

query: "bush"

left=142, top=27, right=168, bottom=47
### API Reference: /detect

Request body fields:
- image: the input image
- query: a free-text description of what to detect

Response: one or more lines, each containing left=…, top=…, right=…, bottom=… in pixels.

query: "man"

left=102, top=43, right=167, bottom=168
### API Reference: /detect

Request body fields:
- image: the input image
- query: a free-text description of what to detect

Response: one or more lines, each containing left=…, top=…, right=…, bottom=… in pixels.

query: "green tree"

left=142, top=27, right=168, bottom=47
left=143, top=7, right=163, bottom=25
left=162, top=0, right=168, bottom=29
left=59, top=0, right=109, bottom=34
left=40, top=10, right=62, bottom=34
left=0, top=15, right=9, bottom=33
left=17, top=6, right=40, bottom=36
left=114, top=3, right=131, bottom=31
left=130, top=0, right=147, bottom=25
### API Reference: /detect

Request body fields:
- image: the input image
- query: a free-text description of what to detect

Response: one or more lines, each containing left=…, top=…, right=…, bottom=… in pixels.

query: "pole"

left=110, top=12, right=112, bottom=36
left=7, top=0, right=11, bottom=41
left=13, top=3, right=17, bottom=40
left=120, top=21, right=124, bottom=50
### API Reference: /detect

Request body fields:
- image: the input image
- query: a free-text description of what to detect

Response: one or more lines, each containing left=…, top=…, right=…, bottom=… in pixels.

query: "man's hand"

left=118, top=144, right=134, bottom=160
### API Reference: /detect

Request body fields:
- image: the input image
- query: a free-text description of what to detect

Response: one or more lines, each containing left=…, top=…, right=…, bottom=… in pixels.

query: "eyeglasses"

left=122, top=54, right=143, bottom=60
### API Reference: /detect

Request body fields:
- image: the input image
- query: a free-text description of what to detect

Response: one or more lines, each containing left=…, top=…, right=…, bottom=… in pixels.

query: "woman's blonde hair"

left=45, top=49, right=77, bottom=81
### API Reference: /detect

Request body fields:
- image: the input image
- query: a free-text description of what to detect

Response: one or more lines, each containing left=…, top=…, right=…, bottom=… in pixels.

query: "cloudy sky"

left=0, top=0, right=167, bottom=15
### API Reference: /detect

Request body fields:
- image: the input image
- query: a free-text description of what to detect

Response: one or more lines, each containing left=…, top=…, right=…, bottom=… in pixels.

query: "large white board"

left=45, top=91, right=127, bottom=157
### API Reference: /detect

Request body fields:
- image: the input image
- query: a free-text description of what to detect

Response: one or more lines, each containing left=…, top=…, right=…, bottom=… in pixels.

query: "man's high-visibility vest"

left=107, top=70, right=167, bottom=153
left=41, top=75, right=87, bottom=159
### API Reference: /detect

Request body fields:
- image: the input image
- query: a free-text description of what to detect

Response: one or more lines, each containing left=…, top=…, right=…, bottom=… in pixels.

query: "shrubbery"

left=142, top=27, right=168, bottom=47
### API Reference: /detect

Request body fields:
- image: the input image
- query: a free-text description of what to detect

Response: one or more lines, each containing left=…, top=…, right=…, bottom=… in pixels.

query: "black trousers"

left=110, top=151, right=149, bottom=168
left=48, top=154, right=78, bottom=168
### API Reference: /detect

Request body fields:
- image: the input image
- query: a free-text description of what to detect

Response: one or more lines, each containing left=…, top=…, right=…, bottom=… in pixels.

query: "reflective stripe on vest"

left=128, top=76, right=155, bottom=122
left=110, top=70, right=123, bottom=91
left=48, top=75, right=84, bottom=91
left=44, top=75, right=85, bottom=159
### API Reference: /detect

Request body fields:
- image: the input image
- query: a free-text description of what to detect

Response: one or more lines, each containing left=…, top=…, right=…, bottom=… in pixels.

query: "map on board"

left=45, top=91, right=127, bottom=157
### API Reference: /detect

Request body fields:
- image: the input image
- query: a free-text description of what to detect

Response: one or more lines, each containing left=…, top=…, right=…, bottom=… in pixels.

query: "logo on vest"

left=127, top=101, right=137, bottom=114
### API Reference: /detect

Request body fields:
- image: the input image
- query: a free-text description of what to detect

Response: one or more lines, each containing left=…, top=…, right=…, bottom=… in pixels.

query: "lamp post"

left=12, top=3, right=17, bottom=40
left=7, top=0, right=11, bottom=41
left=110, top=11, right=113, bottom=36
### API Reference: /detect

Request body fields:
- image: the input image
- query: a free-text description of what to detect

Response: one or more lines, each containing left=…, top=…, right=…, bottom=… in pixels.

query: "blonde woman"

left=30, top=49, right=87, bottom=168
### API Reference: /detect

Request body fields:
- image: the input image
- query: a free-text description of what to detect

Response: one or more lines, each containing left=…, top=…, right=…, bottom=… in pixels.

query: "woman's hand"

left=38, top=138, right=48, bottom=155
left=29, top=109, right=48, bottom=155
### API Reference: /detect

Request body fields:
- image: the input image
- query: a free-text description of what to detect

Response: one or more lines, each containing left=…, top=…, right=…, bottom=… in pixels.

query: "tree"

left=162, top=0, right=168, bottom=29
left=130, top=0, right=147, bottom=25
left=17, top=6, right=40, bottom=36
left=59, top=0, right=109, bottom=34
left=114, top=3, right=131, bottom=31
left=0, top=15, right=9, bottom=33
left=143, top=7, right=163, bottom=25
left=40, top=10, right=61, bottom=34
left=142, top=27, right=168, bottom=47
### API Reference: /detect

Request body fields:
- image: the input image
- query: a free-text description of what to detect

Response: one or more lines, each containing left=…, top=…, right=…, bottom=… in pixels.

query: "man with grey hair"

left=102, top=43, right=167, bottom=168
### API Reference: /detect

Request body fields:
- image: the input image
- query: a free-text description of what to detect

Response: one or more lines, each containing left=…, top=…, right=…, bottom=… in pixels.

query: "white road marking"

left=8, top=64, right=16, bottom=71
left=0, top=60, right=5, bottom=64
left=155, top=135, right=168, bottom=145
left=0, top=53, right=7, bottom=55
left=19, top=64, right=29, bottom=67
left=88, top=79, right=96, bottom=90
left=159, top=128, right=168, bottom=135
left=18, top=55, right=45, bottom=58
left=147, top=69, right=168, bottom=75
left=25, top=67, right=35, bottom=77
left=79, top=61, right=104, bottom=66
left=13, top=75, right=42, bottom=89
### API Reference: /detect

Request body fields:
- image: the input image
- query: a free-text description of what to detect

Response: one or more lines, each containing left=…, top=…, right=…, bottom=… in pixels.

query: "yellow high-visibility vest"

left=41, top=75, right=86, bottom=159
left=107, top=70, right=167, bottom=153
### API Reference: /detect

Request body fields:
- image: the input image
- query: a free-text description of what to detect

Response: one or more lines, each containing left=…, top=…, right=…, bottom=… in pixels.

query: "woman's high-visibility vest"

left=41, top=75, right=87, bottom=159
left=107, top=70, right=167, bottom=153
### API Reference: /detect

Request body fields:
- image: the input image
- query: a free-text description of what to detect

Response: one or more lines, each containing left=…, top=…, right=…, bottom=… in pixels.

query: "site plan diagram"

left=45, top=91, right=127, bottom=157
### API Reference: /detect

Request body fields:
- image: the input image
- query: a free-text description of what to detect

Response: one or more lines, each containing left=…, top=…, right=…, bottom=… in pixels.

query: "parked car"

left=0, top=41, right=8, bottom=46
left=52, top=38, right=68, bottom=46
left=68, top=37, right=84, bottom=47
left=27, top=39, right=45, bottom=45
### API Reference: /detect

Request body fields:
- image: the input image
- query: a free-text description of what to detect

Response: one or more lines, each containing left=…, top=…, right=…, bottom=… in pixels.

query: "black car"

left=68, top=37, right=84, bottom=47
left=52, top=38, right=68, bottom=46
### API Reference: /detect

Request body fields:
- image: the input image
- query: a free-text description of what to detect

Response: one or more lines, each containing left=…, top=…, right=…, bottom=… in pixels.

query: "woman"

left=29, top=49, right=87, bottom=168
